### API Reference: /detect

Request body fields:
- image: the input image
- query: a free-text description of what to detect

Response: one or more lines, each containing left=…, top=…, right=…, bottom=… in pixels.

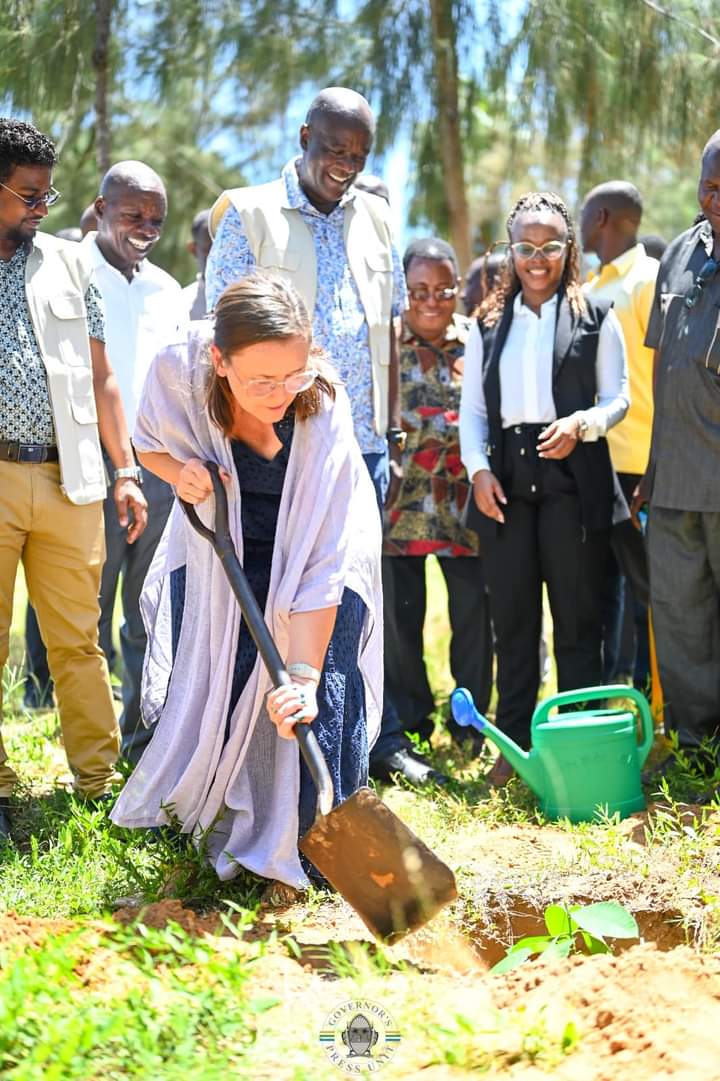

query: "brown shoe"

left=486, top=755, right=514, bottom=788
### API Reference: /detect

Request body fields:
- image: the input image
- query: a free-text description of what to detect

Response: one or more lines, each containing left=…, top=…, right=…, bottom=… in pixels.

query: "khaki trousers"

left=0, top=461, right=120, bottom=796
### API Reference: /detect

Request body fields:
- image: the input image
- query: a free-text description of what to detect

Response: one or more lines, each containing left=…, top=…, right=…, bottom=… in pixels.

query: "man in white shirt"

left=82, top=160, right=184, bottom=765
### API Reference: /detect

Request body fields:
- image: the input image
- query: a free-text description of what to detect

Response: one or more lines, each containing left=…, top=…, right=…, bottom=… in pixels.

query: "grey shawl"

left=110, top=325, right=383, bottom=887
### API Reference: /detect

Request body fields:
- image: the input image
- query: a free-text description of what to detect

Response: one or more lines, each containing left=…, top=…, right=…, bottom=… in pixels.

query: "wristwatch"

left=114, top=465, right=143, bottom=484
left=386, top=427, right=407, bottom=452
left=576, top=417, right=589, bottom=442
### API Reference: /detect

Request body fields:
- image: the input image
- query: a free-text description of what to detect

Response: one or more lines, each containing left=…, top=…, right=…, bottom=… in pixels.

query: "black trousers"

left=385, top=554, right=493, bottom=736
left=605, top=471, right=651, bottom=686
left=482, top=426, right=610, bottom=749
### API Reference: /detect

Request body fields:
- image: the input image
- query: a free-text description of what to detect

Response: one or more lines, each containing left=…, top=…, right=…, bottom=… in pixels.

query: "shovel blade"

left=299, top=786, right=457, bottom=942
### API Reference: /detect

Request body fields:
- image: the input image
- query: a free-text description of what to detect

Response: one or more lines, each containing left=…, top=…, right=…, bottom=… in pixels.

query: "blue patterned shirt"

left=0, top=241, right=105, bottom=444
left=206, top=159, right=407, bottom=454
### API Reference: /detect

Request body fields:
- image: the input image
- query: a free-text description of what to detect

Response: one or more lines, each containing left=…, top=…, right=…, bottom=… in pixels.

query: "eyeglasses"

left=230, top=368, right=319, bottom=398
left=0, top=180, right=61, bottom=210
left=408, top=286, right=458, bottom=302
left=510, top=240, right=567, bottom=261
left=684, top=256, right=720, bottom=309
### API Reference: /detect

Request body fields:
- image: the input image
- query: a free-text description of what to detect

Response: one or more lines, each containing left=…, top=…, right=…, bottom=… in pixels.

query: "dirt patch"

left=111, top=898, right=226, bottom=936
left=0, top=911, right=82, bottom=950
left=492, top=943, right=720, bottom=1080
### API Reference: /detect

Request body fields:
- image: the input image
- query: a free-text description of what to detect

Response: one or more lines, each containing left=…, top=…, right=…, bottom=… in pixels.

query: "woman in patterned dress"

left=384, top=238, right=493, bottom=750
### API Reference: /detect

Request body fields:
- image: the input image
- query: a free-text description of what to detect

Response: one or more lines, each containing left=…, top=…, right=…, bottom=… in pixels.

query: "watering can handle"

left=531, top=684, right=655, bottom=767
left=179, top=461, right=334, bottom=816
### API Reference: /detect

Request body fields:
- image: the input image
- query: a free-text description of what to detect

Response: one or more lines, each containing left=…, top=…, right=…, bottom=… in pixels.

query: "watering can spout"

left=450, top=689, right=544, bottom=795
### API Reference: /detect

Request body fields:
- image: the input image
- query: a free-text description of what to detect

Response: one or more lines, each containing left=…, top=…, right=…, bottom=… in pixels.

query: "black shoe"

left=0, top=798, right=12, bottom=843
left=78, top=791, right=115, bottom=812
left=370, top=747, right=449, bottom=787
left=23, top=683, right=54, bottom=710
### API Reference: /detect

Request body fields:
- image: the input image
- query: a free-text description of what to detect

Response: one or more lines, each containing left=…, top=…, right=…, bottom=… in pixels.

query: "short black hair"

left=0, top=118, right=57, bottom=185
left=403, top=236, right=458, bottom=275
left=191, top=208, right=211, bottom=241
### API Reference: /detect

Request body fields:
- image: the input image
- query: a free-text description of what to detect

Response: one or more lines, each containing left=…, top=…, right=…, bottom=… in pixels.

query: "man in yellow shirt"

left=581, top=181, right=659, bottom=689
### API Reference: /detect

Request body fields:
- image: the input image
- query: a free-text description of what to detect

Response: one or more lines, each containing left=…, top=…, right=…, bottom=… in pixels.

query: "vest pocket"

left=365, top=250, right=392, bottom=273
left=257, top=244, right=301, bottom=271
left=49, top=293, right=88, bottom=366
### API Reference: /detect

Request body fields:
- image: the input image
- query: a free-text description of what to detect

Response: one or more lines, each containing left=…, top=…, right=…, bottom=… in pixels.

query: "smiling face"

left=698, top=149, right=720, bottom=236
left=298, top=114, right=373, bottom=213
left=212, top=335, right=311, bottom=425
left=94, top=183, right=167, bottom=277
left=405, top=256, right=458, bottom=343
left=0, top=164, right=53, bottom=247
left=510, top=210, right=568, bottom=310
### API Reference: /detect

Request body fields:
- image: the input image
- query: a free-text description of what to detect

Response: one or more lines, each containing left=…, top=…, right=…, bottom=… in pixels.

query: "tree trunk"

left=92, top=0, right=113, bottom=174
left=428, top=0, right=472, bottom=274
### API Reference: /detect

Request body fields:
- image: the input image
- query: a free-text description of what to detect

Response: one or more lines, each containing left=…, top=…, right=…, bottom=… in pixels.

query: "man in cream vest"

left=0, top=119, right=147, bottom=841
left=206, top=87, right=445, bottom=786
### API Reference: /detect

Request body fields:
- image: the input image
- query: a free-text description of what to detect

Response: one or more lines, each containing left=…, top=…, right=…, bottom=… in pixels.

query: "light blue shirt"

left=206, top=159, right=407, bottom=454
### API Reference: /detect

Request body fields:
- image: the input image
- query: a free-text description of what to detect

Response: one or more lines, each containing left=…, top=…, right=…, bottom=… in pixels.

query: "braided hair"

left=478, top=191, right=586, bottom=327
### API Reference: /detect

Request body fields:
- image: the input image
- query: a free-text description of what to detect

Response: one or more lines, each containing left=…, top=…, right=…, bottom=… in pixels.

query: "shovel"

left=179, top=461, right=457, bottom=942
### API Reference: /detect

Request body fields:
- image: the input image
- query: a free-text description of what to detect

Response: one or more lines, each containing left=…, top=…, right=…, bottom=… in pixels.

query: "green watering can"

left=451, top=685, right=655, bottom=823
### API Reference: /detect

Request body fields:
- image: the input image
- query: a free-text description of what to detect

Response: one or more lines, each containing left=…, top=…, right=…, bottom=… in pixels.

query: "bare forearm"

left=90, top=337, right=133, bottom=469
left=287, top=607, right=337, bottom=670
left=136, top=450, right=184, bottom=487
left=94, top=376, right=134, bottom=469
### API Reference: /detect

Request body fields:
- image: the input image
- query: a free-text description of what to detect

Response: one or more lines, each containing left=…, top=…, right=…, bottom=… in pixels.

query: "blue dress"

left=170, top=411, right=368, bottom=876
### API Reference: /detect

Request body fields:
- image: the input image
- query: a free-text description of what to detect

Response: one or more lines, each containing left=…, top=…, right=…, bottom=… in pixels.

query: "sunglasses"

left=0, top=180, right=62, bottom=210
left=408, top=286, right=458, bottom=302
left=510, top=240, right=567, bottom=261
left=231, top=368, right=319, bottom=398
left=684, top=256, right=720, bottom=309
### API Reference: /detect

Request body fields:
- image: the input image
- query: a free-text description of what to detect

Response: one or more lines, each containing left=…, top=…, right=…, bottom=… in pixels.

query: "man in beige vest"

left=206, top=87, right=446, bottom=786
left=0, top=118, right=147, bottom=841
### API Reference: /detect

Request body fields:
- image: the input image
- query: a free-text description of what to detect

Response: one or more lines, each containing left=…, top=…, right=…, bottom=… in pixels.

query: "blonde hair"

left=207, top=272, right=336, bottom=436
left=478, top=191, right=587, bottom=328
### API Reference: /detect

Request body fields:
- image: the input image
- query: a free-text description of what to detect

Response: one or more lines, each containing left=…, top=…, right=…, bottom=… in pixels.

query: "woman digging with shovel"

left=110, top=273, right=383, bottom=898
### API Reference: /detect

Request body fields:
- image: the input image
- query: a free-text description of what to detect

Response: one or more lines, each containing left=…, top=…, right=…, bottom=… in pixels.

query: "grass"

left=3, top=559, right=720, bottom=1078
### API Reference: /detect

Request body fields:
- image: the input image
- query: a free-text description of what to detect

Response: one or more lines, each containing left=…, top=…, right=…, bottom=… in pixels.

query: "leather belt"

left=0, top=441, right=59, bottom=463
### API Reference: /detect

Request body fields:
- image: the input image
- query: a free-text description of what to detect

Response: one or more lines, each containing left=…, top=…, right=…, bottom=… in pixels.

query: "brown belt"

left=0, top=441, right=59, bottom=463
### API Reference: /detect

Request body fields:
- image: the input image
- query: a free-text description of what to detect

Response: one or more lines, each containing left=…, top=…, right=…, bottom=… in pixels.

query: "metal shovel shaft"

left=180, top=461, right=457, bottom=940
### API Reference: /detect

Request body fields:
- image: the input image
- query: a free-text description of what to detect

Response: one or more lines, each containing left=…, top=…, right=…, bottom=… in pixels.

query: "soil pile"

left=493, top=942, right=720, bottom=1080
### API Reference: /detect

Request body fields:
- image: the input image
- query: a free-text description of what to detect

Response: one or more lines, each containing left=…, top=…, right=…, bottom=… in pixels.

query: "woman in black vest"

left=459, top=192, right=629, bottom=785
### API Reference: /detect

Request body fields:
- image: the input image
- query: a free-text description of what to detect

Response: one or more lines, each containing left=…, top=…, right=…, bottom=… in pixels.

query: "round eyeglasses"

left=0, top=181, right=62, bottom=210
left=408, top=286, right=458, bottom=302
left=510, top=240, right=567, bottom=260
left=232, top=368, right=319, bottom=398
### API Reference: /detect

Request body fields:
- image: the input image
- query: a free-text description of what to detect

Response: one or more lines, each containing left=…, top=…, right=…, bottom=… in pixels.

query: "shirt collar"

left=589, top=242, right=646, bottom=284
left=83, top=231, right=150, bottom=280
left=401, top=312, right=470, bottom=347
left=697, top=217, right=714, bottom=257
left=281, top=157, right=356, bottom=215
left=513, top=291, right=558, bottom=318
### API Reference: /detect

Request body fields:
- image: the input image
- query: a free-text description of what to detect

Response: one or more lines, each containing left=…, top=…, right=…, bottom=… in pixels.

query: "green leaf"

left=489, top=947, right=533, bottom=975
left=572, top=902, right=639, bottom=940
left=543, top=937, right=573, bottom=960
left=544, top=904, right=574, bottom=937
left=580, top=931, right=611, bottom=955
left=512, top=935, right=553, bottom=954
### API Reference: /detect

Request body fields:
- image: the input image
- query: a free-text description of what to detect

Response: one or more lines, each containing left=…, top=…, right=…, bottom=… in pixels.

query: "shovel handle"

left=179, top=461, right=334, bottom=817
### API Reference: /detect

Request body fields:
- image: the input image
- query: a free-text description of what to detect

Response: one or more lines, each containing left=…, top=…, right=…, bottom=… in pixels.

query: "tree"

left=490, top=0, right=720, bottom=190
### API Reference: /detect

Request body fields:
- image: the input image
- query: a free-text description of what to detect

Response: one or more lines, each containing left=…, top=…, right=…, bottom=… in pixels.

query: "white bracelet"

left=287, top=662, right=321, bottom=684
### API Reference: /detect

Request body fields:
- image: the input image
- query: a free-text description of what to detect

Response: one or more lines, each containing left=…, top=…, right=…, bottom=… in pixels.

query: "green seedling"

left=490, top=900, right=639, bottom=974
